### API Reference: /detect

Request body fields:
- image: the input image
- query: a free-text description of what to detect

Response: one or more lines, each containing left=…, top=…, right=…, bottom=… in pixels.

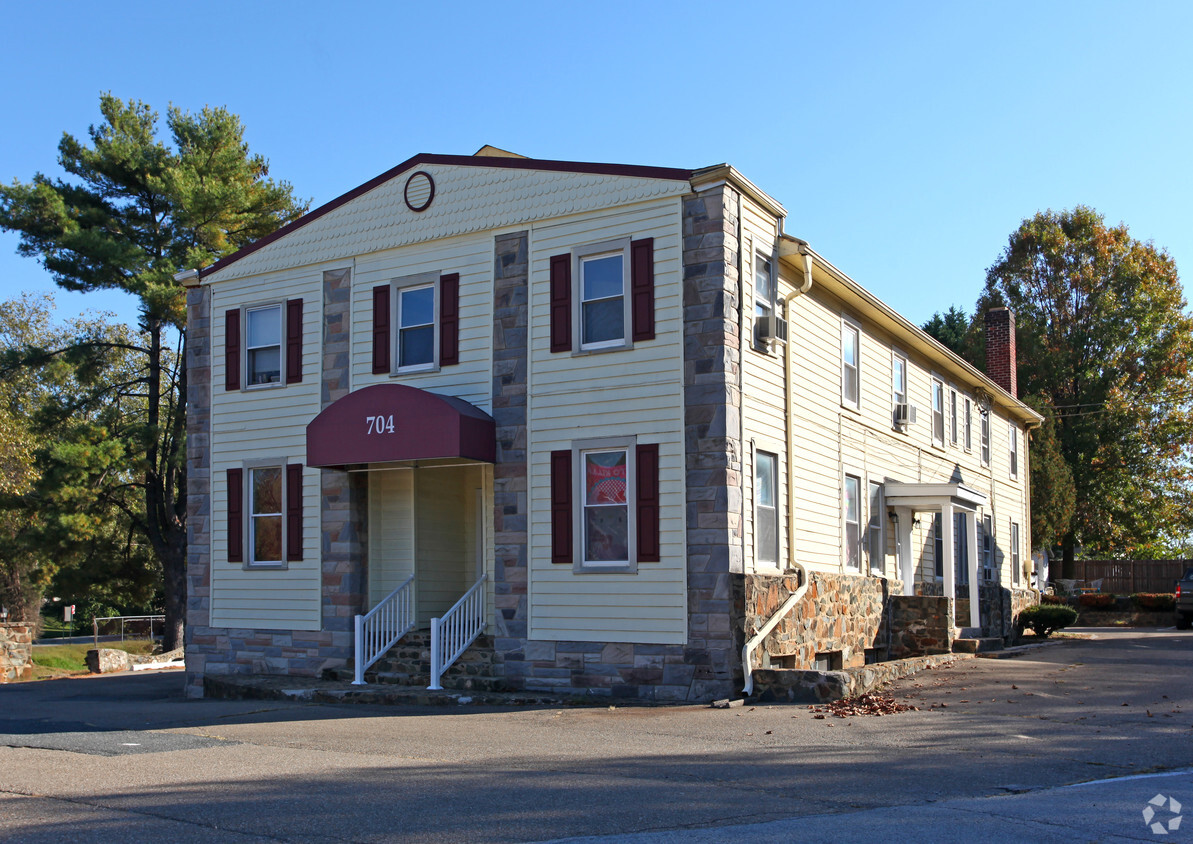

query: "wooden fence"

left=1070, top=559, right=1191, bottom=594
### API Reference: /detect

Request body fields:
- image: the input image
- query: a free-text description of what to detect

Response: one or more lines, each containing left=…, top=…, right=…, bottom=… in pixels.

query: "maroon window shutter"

left=224, top=309, right=241, bottom=391
left=636, top=443, right=660, bottom=562
left=550, top=450, right=573, bottom=564
left=549, top=254, right=572, bottom=353
left=439, top=273, right=460, bottom=366
left=631, top=238, right=655, bottom=342
left=227, top=468, right=243, bottom=563
left=286, top=463, right=303, bottom=562
left=285, top=298, right=303, bottom=384
left=372, top=285, right=391, bottom=374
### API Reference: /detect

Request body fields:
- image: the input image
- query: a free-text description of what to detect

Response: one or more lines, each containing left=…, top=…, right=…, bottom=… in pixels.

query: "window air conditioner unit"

left=895, top=402, right=917, bottom=428
left=756, top=315, right=788, bottom=343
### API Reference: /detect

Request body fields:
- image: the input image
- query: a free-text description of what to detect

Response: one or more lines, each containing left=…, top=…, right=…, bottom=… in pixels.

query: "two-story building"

left=183, top=147, right=1041, bottom=702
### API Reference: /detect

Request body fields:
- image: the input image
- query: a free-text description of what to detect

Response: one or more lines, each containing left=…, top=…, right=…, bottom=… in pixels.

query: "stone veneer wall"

left=745, top=572, right=894, bottom=670
left=0, top=623, right=33, bottom=683
left=888, top=595, right=953, bottom=658
left=186, top=269, right=366, bottom=697
left=490, top=232, right=528, bottom=685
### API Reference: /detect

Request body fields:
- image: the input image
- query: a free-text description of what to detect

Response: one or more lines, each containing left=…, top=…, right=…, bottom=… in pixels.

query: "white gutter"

left=741, top=242, right=814, bottom=696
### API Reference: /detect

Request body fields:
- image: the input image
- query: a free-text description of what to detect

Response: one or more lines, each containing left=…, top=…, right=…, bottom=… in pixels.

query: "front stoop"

left=951, top=637, right=1005, bottom=654
left=326, top=632, right=505, bottom=691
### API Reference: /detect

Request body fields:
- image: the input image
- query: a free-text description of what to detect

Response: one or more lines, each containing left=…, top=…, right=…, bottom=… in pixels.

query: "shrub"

left=1078, top=593, right=1116, bottom=609
left=1041, top=593, right=1068, bottom=605
left=1132, top=593, right=1176, bottom=612
left=1017, top=604, right=1079, bottom=638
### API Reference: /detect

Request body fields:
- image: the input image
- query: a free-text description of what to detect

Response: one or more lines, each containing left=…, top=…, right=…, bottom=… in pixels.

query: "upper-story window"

left=844, top=473, right=861, bottom=569
left=931, top=377, right=945, bottom=447
left=980, top=408, right=991, bottom=466
left=1009, top=423, right=1019, bottom=479
left=842, top=320, right=860, bottom=409
left=224, top=299, right=303, bottom=392
left=892, top=352, right=907, bottom=429
left=549, top=237, right=655, bottom=354
left=753, top=253, right=776, bottom=350
left=397, top=284, right=436, bottom=370
left=949, top=387, right=959, bottom=446
left=964, top=397, right=973, bottom=452
left=246, top=305, right=282, bottom=386
left=371, top=272, right=460, bottom=375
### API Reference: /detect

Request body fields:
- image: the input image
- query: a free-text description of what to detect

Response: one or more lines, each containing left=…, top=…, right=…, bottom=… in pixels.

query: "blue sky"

left=2, top=0, right=1191, bottom=329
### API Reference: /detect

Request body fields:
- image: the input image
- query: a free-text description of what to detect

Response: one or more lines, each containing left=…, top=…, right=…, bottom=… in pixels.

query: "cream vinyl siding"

left=368, top=469, right=415, bottom=605
left=207, top=164, right=691, bottom=283
left=414, top=465, right=482, bottom=624
left=527, top=197, right=687, bottom=645
left=351, top=232, right=494, bottom=411
left=782, top=279, right=1031, bottom=584
left=209, top=267, right=326, bottom=631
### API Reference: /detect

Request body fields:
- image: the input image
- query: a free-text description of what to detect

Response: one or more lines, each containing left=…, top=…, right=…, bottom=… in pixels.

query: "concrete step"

left=952, top=637, right=1004, bottom=654
left=954, top=627, right=983, bottom=639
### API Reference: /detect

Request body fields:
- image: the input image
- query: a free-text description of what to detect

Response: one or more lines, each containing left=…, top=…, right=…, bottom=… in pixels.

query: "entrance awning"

left=885, top=481, right=987, bottom=512
left=306, top=384, right=496, bottom=469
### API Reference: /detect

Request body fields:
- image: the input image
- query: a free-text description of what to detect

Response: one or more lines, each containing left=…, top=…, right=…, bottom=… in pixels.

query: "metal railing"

left=429, top=574, right=487, bottom=691
left=92, top=615, right=166, bottom=648
left=353, top=575, right=415, bottom=685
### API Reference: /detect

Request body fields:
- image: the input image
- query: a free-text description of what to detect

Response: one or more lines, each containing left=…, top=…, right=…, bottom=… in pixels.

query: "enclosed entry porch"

left=306, top=383, right=497, bottom=688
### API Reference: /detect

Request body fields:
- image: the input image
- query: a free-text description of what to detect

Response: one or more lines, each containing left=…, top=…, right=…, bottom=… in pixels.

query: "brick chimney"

left=984, top=307, right=1017, bottom=397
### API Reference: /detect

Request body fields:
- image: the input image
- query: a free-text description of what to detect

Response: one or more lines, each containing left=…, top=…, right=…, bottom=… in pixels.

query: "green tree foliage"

left=0, top=96, right=307, bottom=647
left=984, top=207, right=1193, bottom=573
left=922, top=305, right=979, bottom=360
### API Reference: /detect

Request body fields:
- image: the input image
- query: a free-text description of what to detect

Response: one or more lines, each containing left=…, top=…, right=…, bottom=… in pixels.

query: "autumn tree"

left=984, top=207, right=1193, bottom=575
left=0, top=96, right=306, bottom=647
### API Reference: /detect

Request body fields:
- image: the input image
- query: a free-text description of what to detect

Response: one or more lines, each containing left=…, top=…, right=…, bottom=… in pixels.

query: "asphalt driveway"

left=0, top=627, right=1189, bottom=842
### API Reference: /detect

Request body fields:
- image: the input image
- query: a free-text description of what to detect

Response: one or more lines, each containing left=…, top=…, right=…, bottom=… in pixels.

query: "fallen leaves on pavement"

left=808, top=694, right=919, bottom=718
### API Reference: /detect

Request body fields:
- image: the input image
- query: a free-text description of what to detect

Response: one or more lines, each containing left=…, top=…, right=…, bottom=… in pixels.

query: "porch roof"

left=885, top=481, right=987, bottom=512
left=306, top=384, right=496, bottom=469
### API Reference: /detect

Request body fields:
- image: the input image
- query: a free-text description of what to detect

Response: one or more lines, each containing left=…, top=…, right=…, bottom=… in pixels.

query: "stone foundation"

left=752, top=652, right=963, bottom=703
left=0, top=622, right=33, bottom=683
left=745, top=572, right=895, bottom=671
left=889, top=595, right=953, bottom=658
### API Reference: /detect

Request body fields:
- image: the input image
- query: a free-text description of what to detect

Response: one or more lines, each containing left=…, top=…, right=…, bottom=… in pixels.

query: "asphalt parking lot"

left=0, top=627, right=1190, bottom=843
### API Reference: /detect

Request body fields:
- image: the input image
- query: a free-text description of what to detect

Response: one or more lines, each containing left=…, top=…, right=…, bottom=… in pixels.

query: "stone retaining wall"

left=0, top=622, right=33, bottom=683
left=752, top=652, right=964, bottom=703
left=889, top=595, right=952, bottom=658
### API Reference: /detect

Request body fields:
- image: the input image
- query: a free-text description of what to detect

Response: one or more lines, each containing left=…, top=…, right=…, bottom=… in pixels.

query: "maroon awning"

left=306, top=384, right=496, bottom=468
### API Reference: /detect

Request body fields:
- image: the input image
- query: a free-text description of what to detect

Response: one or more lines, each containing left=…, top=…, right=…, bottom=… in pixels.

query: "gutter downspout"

left=742, top=244, right=813, bottom=695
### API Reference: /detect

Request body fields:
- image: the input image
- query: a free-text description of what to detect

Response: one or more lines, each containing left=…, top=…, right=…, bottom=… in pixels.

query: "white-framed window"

left=755, top=450, right=779, bottom=566
left=981, top=514, right=994, bottom=582
left=963, top=397, right=973, bottom=452
left=753, top=252, right=776, bottom=350
left=1009, top=423, right=1019, bottom=479
left=250, top=465, right=283, bottom=567
left=931, top=377, right=945, bottom=447
left=933, top=515, right=944, bottom=579
left=892, top=352, right=907, bottom=429
left=577, top=240, right=629, bottom=351
left=980, top=408, right=991, bottom=466
left=396, top=283, right=436, bottom=370
left=842, top=320, right=860, bottom=409
left=580, top=446, right=631, bottom=567
left=844, top=473, right=861, bottom=569
left=867, top=481, right=884, bottom=575
left=246, top=304, right=282, bottom=386
left=1011, top=521, right=1021, bottom=586
left=949, top=387, right=959, bottom=446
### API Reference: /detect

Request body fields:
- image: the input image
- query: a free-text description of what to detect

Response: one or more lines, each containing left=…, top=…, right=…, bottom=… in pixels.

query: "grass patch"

left=29, top=640, right=157, bottom=680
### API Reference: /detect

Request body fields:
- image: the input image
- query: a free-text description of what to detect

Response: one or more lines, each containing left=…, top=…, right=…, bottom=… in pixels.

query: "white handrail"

left=353, top=575, right=415, bottom=685
left=429, top=574, right=488, bottom=690
left=741, top=564, right=808, bottom=696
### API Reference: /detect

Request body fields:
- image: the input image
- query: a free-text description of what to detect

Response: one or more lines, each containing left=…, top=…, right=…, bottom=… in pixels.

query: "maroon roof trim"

left=306, top=383, right=496, bottom=468
left=201, top=154, right=694, bottom=279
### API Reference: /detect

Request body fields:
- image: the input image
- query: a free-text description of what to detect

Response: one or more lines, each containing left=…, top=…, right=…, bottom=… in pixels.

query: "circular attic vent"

left=404, top=171, right=435, bottom=212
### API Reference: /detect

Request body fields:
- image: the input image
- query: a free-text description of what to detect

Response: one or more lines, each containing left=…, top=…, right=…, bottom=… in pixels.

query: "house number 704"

left=366, top=415, right=395, bottom=435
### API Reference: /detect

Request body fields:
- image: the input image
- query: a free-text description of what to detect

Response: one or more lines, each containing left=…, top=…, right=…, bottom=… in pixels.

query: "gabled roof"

left=201, top=153, right=692, bottom=278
